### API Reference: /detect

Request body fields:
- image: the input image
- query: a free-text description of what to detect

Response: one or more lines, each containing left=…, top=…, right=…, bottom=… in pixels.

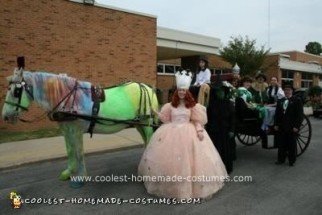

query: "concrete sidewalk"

left=0, top=128, right=143, bottom=170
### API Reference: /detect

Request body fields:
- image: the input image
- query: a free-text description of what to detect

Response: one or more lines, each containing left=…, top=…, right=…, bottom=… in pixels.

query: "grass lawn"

left=0, top=128, right=62, bottom=143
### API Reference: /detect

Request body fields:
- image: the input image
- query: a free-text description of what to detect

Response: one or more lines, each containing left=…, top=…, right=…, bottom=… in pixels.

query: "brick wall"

left=282, top=51, right=322, bottom=64
left=0, top=0, right=156, bottom=131
left=293, top=72, right=301, bottom=89
left=208, top=55, right=231, bottom=69
left=263, top=55, right=282, bottom=84
left=156, top=75, right=175, bottom=104
left=313, top=75, right=320, bottom=86
left=158, top=58, right=181, bottom=65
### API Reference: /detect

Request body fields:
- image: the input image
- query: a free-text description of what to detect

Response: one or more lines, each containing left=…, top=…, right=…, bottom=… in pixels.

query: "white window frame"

left=281, top=70, right=294, bottom=82
left=301, top=72, right=313, bottom=89
left=157, top=63, right=180, bottom=75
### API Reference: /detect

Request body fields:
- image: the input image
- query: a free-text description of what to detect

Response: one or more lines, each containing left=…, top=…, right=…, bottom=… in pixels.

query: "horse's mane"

left=24, top=71, right=92, bottom=112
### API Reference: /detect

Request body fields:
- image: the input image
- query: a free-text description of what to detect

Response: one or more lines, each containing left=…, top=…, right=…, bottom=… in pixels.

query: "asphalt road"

left=1, top=118, right=322, bottom=215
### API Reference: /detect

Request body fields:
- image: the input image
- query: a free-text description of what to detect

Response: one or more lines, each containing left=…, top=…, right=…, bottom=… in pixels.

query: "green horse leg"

left=58, top=122, right=87, bottom=187
left=136, top=119, right=155, bottom=146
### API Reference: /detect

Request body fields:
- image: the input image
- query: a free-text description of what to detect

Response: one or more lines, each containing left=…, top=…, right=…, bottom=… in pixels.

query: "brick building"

left=0, top=0, right=156, bottom=131
left=263, top=51, right=322, bottom=88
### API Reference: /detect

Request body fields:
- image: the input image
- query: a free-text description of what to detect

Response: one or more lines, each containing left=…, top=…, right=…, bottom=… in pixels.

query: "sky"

left=97, top=0, right=322, bottom=52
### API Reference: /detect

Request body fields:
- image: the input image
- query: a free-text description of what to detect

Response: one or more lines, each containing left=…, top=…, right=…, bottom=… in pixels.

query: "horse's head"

left=2, top=68, right=33, bottom=124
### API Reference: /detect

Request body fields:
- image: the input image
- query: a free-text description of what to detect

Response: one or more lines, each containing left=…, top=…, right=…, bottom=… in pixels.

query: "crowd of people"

left=137, top=57, right=303, bottom=201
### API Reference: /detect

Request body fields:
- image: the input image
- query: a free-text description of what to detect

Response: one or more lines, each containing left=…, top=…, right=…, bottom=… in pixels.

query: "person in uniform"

left=274, top=82, right=303, bottom=166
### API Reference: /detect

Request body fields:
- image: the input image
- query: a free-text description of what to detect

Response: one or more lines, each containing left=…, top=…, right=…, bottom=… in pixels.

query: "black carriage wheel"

left=296, top=115, right=312, bottom=157
left=236, top=133, right=261, bottom=146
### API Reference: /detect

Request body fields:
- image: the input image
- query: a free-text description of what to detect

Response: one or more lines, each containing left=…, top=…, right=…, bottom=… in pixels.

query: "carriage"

left=180, top=75, right=312, bottom=157
left=234, top=96, right=311, bottom=157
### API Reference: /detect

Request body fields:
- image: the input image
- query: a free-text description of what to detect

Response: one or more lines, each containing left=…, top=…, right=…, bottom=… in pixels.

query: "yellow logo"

left=9, top=191, right=22, bottom=209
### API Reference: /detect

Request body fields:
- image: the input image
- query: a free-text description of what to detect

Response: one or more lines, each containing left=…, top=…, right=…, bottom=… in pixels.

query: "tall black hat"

left=282, top=81, right=294, bottom=90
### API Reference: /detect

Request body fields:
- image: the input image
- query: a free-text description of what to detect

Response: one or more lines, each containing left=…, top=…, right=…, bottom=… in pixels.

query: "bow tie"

left=283, top=99, right=289, bottom=111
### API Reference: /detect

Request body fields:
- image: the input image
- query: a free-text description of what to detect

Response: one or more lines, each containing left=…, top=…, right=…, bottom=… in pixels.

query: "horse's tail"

left=135, top=82, right=159, bottom=127
left=151, top=88, right=160, bottom=127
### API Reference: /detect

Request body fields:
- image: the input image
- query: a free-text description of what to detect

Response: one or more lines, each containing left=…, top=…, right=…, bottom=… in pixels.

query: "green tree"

left=220, top=36, right=270, bottom=76
left=305, top=42, right=322, bottom=55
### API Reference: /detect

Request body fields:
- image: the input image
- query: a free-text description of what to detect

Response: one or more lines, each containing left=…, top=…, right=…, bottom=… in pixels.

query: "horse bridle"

left=5, top=79, right=34, bottom=112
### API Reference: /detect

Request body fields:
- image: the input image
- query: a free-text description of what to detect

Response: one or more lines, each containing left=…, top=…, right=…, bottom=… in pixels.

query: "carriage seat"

left=235, top=97, right=262, bottom=135
left=235, top=97, right=260, bottom=122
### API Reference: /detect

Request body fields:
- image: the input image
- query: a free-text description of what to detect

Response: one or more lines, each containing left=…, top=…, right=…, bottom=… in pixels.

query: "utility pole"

left=268, top=0, right=271, bottom=49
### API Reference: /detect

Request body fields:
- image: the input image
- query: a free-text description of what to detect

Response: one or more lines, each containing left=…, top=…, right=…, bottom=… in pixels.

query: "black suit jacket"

left=274, top=96, right=304, bottom=132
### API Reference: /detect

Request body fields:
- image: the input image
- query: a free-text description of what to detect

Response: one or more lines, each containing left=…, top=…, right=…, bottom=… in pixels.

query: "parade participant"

left=274, top=82, right=303, bottom=166
left=193, top=57, right=211, bottom=86
left=237, top=76, right=268, bottom=148
left=190, top=57, right=212, bottom=106
left=138, top=70, right=227, bottom=199
left=231, top=76, right=240, bottom=88
left=263, top=76, right=285, bottom=142
left=229, top=76, right=240, bottom=102
left=237, top=76, right=261, bottom=112
left=250, top=72, right=269, bottom=104
left=266, top=76, right=285, bottom=106
left=207, top=73, right=236, bottom=173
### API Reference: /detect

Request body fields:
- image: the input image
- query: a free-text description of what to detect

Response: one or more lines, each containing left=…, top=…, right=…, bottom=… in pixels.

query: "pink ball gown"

left=138, top=103, right=228, bottom=199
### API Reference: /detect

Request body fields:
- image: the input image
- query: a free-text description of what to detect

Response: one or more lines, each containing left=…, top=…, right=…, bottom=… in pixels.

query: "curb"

left=0, top=144, right=144, bottom=172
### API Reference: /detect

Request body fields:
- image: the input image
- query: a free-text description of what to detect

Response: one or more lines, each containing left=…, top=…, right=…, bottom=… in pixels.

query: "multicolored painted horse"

left=2, top=68, right=159, bottom=187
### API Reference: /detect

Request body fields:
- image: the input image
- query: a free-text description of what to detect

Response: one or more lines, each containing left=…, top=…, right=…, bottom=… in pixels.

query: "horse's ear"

left=14, top=56, right=25, bottom=77
left=17, top=56, right=25, bottom=69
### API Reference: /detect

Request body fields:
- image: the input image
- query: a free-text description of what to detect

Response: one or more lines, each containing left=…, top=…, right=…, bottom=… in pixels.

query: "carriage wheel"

left=296, top=115, right=312, bottom=157
left=236, top=133, right=261, bottom=146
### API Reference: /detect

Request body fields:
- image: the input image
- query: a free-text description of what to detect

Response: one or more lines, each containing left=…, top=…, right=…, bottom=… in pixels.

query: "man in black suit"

left=274, top=82, right=303, bottom=166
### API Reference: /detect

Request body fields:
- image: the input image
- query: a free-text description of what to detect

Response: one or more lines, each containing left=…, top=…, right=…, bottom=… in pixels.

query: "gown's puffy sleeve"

left=191, top=103, right=208, bottom=131
left=158, top=103, right=172, bottom=123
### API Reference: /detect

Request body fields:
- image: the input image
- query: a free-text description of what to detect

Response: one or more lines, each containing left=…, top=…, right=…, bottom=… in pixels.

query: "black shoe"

left=289, top=163, right=294, bottom=167
left=275, top=161, right=284, bottom=165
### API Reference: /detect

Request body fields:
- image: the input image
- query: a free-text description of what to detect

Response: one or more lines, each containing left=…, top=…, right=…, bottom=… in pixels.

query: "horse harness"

left=5, top=78, right=34, bottom=112
left=6, top=78, right=157, bottom=133
left=88, top=85, right=105, bottom=137
left=44, top=81, right=157, bottom=136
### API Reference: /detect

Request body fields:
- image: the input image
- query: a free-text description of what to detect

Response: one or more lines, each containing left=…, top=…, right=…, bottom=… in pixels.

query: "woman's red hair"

left=171, top=89, right=196, bottom=108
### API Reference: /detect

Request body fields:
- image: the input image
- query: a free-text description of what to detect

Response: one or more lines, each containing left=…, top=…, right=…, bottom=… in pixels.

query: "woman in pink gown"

left=138, top=71, right=228, bottom=199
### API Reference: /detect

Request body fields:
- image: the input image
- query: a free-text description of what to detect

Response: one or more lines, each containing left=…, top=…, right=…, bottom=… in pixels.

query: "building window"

left=157, top=64, right=164, bottom=73
left=301, top=72, right=313, bottom=88
left=281, top=70, right=294, bottom=88
left=157, top=63, right=181, bottom=74
left=281, top=70, right=294, bottom=79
